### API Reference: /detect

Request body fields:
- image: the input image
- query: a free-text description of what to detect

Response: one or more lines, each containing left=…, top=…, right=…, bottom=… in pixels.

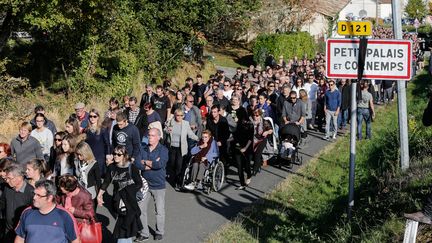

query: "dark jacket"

left=86, top=128, right=111, bottom=175
left=0, top=182, right=34, bottom=233
left=125, top=108, right=148, bottom=140
left=75, top=160, right=101, bottom=199
left=340, top=84, right=351, bottom=110
left=101, top=163, right=143, bottom=238
left=140, top=92, right=154, bottom=108
left=206, top=116, right=230, bottom=143
left=136, top=143, right=169, bottom=190
left=112, top=123, right=141, bottom=162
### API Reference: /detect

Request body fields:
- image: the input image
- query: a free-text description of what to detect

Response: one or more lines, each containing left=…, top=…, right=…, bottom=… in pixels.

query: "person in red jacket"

left=56, top=174, right=95, bottom=221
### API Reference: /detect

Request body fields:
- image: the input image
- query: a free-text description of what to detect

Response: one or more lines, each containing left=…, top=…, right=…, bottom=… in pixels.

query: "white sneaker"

left=323, top=136, right=330, bottom=141
left=184, top=182, right=195, bottom=191
left=196, top=182, right=203, bottom=190
left=245, top=178, right=251, bottom=186
left=332, top=134, right=336, bottom=139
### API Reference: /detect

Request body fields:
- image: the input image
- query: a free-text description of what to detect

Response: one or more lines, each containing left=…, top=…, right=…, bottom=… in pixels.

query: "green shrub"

left=253, top=32, right=316, bottom=66
left=403, top=24, right=432, bottom=34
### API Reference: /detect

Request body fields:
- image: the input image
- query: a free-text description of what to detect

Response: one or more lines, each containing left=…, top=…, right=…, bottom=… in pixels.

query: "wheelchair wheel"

left=212, top=161, right=225, bottom=192
left=182, top=165, right=191, bottom=188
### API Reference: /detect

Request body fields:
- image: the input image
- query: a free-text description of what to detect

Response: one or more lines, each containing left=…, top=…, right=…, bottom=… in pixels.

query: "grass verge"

left=204, top=44, right=253, bottom=69
left=206, top=70, right=432, bottom=242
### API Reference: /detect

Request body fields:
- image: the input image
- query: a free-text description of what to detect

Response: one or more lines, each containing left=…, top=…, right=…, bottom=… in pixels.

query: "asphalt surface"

left=97, top=129, right=336, bottom=243
left=96, top=66, right=338, bottom=243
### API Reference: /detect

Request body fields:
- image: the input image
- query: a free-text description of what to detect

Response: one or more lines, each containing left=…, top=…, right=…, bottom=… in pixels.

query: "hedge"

left=253, top=32, right=316, bottom=67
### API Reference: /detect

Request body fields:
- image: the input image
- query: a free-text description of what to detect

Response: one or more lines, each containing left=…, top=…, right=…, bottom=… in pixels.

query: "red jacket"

left=56, top=186, right=95, bottom=221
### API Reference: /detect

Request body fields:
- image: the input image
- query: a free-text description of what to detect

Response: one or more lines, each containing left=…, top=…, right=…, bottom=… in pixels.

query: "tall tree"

left=405, top=0, right=427, bottom=20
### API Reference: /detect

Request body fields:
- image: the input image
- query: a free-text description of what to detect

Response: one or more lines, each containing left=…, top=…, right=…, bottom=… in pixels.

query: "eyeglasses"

left=237, top=88, right=242, bottom=91
left=34, top=193, right=48, bottom=198
left=55, top=138, right=62, bottom=141
left=290, top=97, right=297, bottom=99
left=268, top=85, right=275, bottom=88
left=89, top=115, right=98, bottom=118
left=329, top=83, right=335, bottom=86
left=175, top=114, right=183, bottom=117
left=187, top=100, right=194, bottom=103
left=224, top=84, right=230, bottom=87
left=36, top=120, right=45, bottom=123
left=113, top=153, right=124, bottom=156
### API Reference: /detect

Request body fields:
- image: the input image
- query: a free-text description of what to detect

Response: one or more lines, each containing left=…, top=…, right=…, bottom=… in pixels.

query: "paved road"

left=96, top=66, right=337, bottom=242
left=97, top=131, right=335, bottom=243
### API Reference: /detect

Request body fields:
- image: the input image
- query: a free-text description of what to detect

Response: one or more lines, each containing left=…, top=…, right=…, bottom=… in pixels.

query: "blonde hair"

left=87, top=108, right=101, bottom=134
left=75, top=142, right=96, bottom=162
left=19, top=122, right=32, bottom=132
left=174, top=108, right=184, bottom=117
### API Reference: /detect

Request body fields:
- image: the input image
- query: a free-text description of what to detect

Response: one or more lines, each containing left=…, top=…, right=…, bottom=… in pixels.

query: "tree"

left=405, top=0, right=427, bottom=20
left=0, top=0, right=261, bottom=99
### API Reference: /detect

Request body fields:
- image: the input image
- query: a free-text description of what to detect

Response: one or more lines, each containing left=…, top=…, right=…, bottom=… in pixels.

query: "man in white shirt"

left=303, top=74, right=318, bottom=129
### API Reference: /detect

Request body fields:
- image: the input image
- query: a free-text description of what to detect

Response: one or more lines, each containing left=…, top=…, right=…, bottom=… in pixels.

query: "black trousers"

left=234, top=148, right=251, bottom=186
left=316, top=100, right=325, bottom=129
left=169, top=146, right=183, bottom=185
left=253, top=138, right=267, bottom=175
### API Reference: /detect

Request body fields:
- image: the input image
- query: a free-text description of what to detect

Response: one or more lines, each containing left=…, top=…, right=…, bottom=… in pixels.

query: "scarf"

left=65, top=187, right=80, bottom=210
left=194, top=136, right=213, bottom=165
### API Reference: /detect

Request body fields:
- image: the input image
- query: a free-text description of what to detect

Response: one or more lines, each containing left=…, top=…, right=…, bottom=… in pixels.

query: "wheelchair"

left=181, top=156, right=225, bottom=194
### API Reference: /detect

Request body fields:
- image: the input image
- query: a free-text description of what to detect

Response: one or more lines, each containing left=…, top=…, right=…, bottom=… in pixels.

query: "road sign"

left=337, top=21, right=372, bottom=36
left=326, top=38, right=412, bottom=80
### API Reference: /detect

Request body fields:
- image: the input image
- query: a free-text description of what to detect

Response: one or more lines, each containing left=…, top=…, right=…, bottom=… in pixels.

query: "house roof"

left=305, top=0, right=351, bottom=17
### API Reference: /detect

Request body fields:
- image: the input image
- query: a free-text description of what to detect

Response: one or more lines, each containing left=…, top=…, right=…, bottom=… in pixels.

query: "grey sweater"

left=10, top=136, right=44, bottom=164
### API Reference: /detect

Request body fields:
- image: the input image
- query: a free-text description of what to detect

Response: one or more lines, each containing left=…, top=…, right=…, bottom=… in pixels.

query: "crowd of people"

left=2, top=31, right=425, bottom=240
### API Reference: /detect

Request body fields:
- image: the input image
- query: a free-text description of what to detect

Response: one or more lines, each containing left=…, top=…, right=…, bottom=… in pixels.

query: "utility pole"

left=392, top=0, right=410, bottom=170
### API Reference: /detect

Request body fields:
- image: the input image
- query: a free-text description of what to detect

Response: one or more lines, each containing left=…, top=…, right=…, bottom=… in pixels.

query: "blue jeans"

left=357, top=108, right=371, bottom=139
left=338, top=109, right=349, bottom=128
left=117, top=238, right=132, bottom=243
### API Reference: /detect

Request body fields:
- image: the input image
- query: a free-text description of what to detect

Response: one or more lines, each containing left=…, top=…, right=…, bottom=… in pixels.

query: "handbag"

left=128, top=163, right=149, bottom=201
left=77, top=218, right=102, bottom=243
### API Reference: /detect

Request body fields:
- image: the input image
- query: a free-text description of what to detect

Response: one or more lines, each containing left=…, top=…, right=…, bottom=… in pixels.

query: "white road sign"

left=326, top=39, right=412, bottom=80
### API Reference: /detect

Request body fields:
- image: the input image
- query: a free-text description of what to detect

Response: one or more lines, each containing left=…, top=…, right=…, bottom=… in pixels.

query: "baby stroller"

left=278, top=123, right=303, bottom=168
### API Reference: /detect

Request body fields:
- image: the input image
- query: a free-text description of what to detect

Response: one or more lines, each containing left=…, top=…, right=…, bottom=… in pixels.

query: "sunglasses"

left=268, top=85, right=275, bottom=88
left=329, top=83, right=335, bottom=86
left=113, top=153, right=124, bottom=156
left=55, top=138, right=62, bottom=141
left=89, top=115, right=98, bottom=118
left=187, top=100, right=194, bottom=103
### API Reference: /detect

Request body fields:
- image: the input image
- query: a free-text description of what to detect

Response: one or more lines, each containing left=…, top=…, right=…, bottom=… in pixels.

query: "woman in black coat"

left=85, top=109, right=111, bottom=177
left=97, top=145, right=143, bottom=242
